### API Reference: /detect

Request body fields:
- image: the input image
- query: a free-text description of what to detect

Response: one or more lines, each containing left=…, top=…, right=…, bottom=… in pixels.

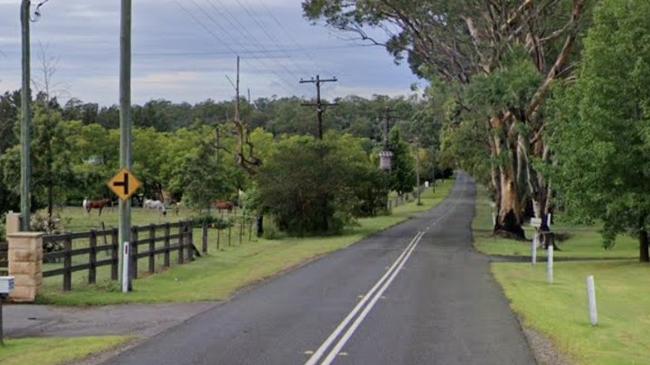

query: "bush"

left=257, top=133, right=375, bottom=235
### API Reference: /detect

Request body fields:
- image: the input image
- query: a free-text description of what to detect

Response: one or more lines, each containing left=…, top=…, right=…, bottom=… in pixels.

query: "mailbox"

left=0, top=276, right=15, bottom=297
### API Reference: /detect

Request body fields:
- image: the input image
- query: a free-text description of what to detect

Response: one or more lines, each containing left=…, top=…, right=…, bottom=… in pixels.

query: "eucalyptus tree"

left=304, top=0, right=591, bottom=237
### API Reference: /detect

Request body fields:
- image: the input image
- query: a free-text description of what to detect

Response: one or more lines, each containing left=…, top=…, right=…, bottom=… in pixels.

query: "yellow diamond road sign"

left=107, top=168, right=142, bottom=201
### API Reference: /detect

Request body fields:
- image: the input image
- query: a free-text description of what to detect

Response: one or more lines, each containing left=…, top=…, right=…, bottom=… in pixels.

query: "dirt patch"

left=523, top=327, right=573, bottom=365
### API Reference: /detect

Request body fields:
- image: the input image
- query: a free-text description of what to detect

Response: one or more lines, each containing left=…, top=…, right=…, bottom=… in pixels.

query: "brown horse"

left=214, top=200, right=234, bottom=213
left=83, top=198, right=112, bottom=216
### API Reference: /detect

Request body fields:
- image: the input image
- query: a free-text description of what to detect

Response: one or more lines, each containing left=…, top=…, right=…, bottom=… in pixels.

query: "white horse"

left=143, top=199, right=167, bottom=216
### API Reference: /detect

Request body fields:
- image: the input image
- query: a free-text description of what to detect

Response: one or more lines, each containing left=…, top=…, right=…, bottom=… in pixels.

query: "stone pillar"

left=5, top=212, right=21, bottom=235
left=7, top=232, right=43, bottom=302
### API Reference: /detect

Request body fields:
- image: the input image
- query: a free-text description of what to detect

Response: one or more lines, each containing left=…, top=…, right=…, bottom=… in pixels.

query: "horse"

left=143, top=199, right=167, bottom=216
left=83, top=198, right=112, bottom=216
left=214, top=200, right=234, bottom=213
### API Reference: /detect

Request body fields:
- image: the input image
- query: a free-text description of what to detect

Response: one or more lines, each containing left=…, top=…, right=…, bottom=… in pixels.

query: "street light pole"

left=119, top=0, right=132, bottom=290
left=20, top=0, right=32, bottom=231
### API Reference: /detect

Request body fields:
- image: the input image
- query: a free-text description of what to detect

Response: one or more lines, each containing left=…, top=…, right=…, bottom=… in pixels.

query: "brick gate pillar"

left=6, top=218, right=43, bottom=302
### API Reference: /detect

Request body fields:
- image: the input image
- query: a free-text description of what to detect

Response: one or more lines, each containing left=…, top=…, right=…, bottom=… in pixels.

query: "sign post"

left=122, top=242, right=130, bottom=293
left=107, top=168, right=141, bottom=292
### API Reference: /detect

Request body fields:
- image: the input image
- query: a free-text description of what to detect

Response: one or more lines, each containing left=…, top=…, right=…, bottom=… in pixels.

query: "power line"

left=189, top=0, right=298, bottom=93
left=253, top=0, right=333, bottom=76
left=176, top=0, right=296, bottom=95
left=231, top=0, right=311, bottom=76
left=203, top=0, right=300, bottom=92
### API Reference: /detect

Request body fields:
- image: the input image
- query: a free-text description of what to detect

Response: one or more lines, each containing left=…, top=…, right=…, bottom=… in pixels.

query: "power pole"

left=300, top=75, right=338, bottom=139
left=235, top=56, right=240, bottom=122
left=383, top=107, right=396, bottom=149
left=225, top=55, right=241, bottom=123
left=20, top=0, right=32, bottom=231
left=119, top=0, right=133, bottom=290
left=414, top=138, right=422, bottom=206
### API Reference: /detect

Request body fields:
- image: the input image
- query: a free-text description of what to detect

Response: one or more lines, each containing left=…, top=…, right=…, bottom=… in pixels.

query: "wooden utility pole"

left=300, top=75, right=338, bottom=139
left=414, top=138, right=422, bottom=206
left=20, top=0, right=32, bottom=231
left=119, top=0, right=133, bottom=290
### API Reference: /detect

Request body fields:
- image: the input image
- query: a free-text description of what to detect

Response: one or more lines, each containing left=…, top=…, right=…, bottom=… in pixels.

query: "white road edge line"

left=319, top=231, right=425, bottom=365
left=304, top=232, right=422, bottom=365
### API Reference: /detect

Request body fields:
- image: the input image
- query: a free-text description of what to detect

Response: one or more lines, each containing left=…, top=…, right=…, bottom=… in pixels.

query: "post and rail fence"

left=42, top=221, right=198, bottom=291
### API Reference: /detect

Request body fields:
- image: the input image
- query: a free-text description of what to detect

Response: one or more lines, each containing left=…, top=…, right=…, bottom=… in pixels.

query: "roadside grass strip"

left=0, top=336, right=131, bottom=365
left=37, top=180, right=454, bottom=306
left=472, top=185, right=637, bottom=259
left=493, top=261, right=650, bottom=365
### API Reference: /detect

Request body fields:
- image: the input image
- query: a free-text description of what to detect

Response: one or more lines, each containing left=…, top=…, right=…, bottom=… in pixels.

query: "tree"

left=257, top=134, right=373, bottom=235
left=304, top=0, right=591, bottom=238
left=551, top=0, right=650, bottom=262
left=387, top=128, right=416, bottom=195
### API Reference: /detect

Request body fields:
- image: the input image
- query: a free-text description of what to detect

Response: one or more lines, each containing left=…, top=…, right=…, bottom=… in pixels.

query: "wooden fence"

left=42, top=221, right=199, bottom=291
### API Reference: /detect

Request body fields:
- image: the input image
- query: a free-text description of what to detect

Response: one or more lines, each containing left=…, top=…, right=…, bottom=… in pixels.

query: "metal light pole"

left=119, top=0, right=132, bottom=289
left=20, top=0, right=32, bottom=231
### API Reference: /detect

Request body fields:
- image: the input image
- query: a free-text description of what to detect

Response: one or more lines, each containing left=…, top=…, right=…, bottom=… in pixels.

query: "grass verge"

left=473, top=185, right=650, bottom=364
left=37, top=180, right=454, bottom=305
left=0, top=336, right=131, bottom=365
left=493, top=261, right=650, bottom=365
left=473, top=185, right=637, bottom=259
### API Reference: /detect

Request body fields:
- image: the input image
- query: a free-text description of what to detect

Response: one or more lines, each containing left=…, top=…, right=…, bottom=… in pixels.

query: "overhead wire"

left=177, top=0, right=297, bottom=95
left=203, top=0, right=302, bottom=94
left=231, top=0, right=311, bottom=77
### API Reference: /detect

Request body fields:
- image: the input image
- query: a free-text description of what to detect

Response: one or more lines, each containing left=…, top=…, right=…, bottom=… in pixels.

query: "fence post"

left=187, top=222, right=194, bottom=261
left=111, top=228, right=119, bottom=281
left=164, top=223, right=171, bottom=267
left=178, top=222, right=185, bottom=264
left=131, top=227, right=139, bottom=279
left=148, top=224, right=155, bottom=274
left=239, top=217, right=243, bottom=245
left=63, top=234, right=72, bottom=291
left=217, top=226, right=221, bottom=250
left=202, top=221, right=208, bottom=254
left=248, top=219, right=253, bottom=241
left=89, top=230, right=97, bottom=285
left=228, top=222, right=232, bottom=247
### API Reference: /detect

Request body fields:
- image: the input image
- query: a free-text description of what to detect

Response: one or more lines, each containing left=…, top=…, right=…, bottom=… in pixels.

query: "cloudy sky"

left=0, top=0, right=421, bottom=106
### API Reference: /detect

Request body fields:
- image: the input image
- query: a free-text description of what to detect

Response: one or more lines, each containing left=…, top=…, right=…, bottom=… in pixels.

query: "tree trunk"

left=494, top=170, right=525, bottom=239
left=640, top=228, right=649, bottom=263
left=490, top=114, right=525, bottom=239
left=256, top=214, right=264, bottom=237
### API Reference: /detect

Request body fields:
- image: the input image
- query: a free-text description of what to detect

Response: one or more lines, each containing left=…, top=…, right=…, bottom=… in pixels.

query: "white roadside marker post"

left=531, top=234, right=538, bottom=265
left=530, top=217, right=542, bottom=265
left=587, top=275, right=598, bottom=326
left=122, top=242, right=130, bottom=293
left=547, top=244, right=554, bottom=284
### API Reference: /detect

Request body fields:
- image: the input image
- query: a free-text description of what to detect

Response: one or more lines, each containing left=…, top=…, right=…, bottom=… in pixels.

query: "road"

left=102, top=173, right=535, bottom=365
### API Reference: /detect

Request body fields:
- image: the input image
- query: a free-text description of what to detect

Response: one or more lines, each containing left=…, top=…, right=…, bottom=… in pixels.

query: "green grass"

left=493, top=261, right=650, bottom=365
left=473, top=185, right=637, bottom=259
left=52, top=205, right=205, bottom=233
left=0, top=336, right=131, bottom=365
left=37, top=180, right=454, bottom=306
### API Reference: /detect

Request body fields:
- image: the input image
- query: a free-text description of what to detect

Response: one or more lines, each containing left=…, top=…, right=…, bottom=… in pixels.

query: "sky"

left=0, top=0, right=422, bottom=106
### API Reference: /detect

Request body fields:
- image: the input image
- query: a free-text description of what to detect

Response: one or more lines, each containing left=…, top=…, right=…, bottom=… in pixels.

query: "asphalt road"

left=102, top=173, right=535, bottom=365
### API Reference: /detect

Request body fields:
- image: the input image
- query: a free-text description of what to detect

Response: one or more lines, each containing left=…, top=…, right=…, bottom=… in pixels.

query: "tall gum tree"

left=303, top=0, right=590, bottom=238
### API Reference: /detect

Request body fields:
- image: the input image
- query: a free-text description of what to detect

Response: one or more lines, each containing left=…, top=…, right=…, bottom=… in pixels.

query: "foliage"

left=387, top=127, right=416, bottom=195
left=550, top=0, right=650, bottom=260
left=257, top=133, right=383, bottom=235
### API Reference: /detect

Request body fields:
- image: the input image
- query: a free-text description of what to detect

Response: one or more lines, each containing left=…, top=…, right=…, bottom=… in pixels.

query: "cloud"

left=0, top=0, right=421, bottom=105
